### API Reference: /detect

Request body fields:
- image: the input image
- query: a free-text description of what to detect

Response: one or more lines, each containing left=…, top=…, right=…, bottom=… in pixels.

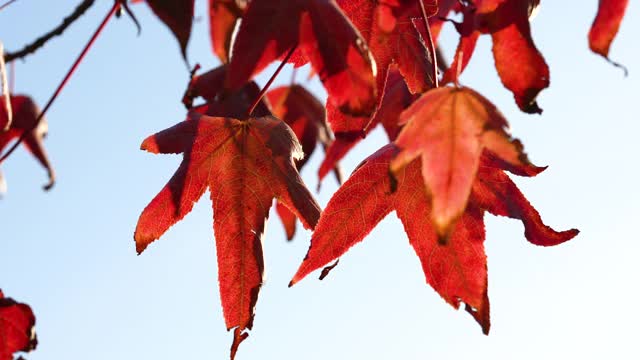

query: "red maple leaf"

left=135, top=0, right=195, bottom=57
left=209, top=0, right=247, bottom=63
left=267, top=85, right=341, bottom=239
left=291, top=144, right=578, bottom=333
left=134, top=93, right=321, bottom=358
left=588, top=0, right=628, bottom=66
left=0, top=290, right=38, bottom=360
left=391, top=86, right=530, bottom=238
left=0, top=95, right=55, bottom=192
left=225, top=0, right=377, bottom=117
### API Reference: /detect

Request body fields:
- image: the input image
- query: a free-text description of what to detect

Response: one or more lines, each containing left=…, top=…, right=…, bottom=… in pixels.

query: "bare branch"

left=3, top=0, right=96, bottom=62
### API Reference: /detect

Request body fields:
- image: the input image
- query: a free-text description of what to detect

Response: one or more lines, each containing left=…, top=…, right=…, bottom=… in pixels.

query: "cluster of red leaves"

left=0, top=0, right=627, bottom=359
left=127, top=0, right=628, bottom=359
left=0, top=290, right=37, bottom=360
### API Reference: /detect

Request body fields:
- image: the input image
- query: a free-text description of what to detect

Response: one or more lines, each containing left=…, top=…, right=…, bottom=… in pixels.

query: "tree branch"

left=3, top=0, right=96, bottom=62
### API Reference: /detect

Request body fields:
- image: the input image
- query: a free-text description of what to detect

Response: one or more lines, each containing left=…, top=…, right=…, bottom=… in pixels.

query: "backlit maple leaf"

left=135, top=102, right=321, bottom=359
left=391, top=86, right=530, bottom=238
left=291, top=144, right=578, bottom=333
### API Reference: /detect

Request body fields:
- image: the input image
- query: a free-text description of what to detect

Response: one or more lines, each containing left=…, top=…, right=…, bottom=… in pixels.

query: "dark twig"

left=4, top=0, right=96, bottom=62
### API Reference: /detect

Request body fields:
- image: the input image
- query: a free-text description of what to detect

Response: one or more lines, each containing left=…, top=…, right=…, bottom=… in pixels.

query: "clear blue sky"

left=1, top=1, right=639, bottom=359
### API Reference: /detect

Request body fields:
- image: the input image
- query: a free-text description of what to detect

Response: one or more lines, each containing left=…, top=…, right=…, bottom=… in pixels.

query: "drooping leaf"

left=0, top=290, right=37, bottom=360
left=0, top=95, right=55, bottom=192
left=588, top=0, right=628, bottom=64
left=479, top=0, right=548, bottom=113
left=226, top=0, right=377, bottom=117
left=267, top=84, right=341, bottom=239
left=139, top=0, right=195, bottom=58
left=135, top=98, right=321, bottom=358
left=209, top=0, right=247, bottom=63
left=390, top=86, right=531, bottom=239
left=440, top=0, right=548, bottom=113
left=291, top=144, right=578, bottom=333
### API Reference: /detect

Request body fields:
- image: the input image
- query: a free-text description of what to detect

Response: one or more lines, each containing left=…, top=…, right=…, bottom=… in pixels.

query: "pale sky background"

left=1, top=1, right=639, bottom=359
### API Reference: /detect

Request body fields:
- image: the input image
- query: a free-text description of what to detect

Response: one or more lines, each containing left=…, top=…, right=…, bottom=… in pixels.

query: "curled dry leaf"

left=0, top=95, right=55, bottom=192
left=0, top=290, right=38, bottom=360
left=292, top=144, right=578, bottom=334
left=135, top=88, right=321, bottom=358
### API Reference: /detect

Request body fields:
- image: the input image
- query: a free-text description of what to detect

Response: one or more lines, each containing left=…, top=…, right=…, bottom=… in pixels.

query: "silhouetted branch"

left=3, top=0, right=96, bottom=62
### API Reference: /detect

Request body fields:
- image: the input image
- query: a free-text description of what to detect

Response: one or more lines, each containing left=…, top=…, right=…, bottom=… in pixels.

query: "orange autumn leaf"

left=391, top=86, right=530, bottom=239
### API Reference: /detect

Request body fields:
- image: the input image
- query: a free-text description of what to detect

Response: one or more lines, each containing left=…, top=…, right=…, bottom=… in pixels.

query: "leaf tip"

left=133, top=232, right=152, bottom=255
left=140, top=136, right=158, bottom=153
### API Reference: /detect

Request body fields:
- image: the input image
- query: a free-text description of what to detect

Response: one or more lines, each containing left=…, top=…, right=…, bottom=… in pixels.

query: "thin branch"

left=4, top=0, right=96, bottom=62
left=0, top=1, right=118, bottom=165
left=248, top=46, right=297, bottom=116
left=418, top=0, right=439, bottom=88
left=0, top=0, right=18, bottom=12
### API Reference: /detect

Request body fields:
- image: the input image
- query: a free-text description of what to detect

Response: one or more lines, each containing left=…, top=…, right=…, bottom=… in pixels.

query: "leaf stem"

left=3, top=0, right=96, bottom=62
left=0, top=1, right=118, bottom=165
left=418, top=0, right=439, bottom=88
left=248, top=45, right=297, bottom=116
